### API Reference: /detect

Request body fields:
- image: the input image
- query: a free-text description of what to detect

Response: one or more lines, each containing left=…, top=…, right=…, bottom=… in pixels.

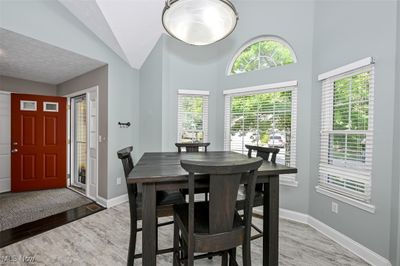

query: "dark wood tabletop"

left=127, top=151, right=297, bottom=184
left=128, top=151, right=297, bottom=266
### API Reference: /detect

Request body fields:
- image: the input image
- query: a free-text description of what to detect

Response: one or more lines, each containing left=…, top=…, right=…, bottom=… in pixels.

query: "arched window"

left=228, top=37, right=297, bottom=75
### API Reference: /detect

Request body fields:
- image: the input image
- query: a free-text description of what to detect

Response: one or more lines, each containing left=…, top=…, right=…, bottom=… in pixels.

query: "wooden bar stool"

left=236, top=144, right=280, bottom=241
left=117, top=146, right=185, bottom=266
left=173, top=157, right=263, bottom=266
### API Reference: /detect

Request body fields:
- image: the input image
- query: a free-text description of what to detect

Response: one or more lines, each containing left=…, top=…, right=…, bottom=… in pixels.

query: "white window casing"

left=20, top=100, right=37, bottom=111
left=224, top=82, right=298, bottom=186
left=177, top=90, right=209, bottom=144
left=317, top=62, right=375, bottom=210
left=228, top=36, right=297, bottom=75
left=317, top=57, right=374, bottom=81
left=43, top=102, right=59, bottom=112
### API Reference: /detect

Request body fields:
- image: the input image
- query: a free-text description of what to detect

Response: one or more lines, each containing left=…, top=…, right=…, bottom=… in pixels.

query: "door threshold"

left=68, top=186, right=98, bottom=203
left=68, top=185, right=86, bottom=196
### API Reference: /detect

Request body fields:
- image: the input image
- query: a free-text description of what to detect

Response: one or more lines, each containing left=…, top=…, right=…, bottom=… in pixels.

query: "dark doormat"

left=0, top=188, right=92, bottom=231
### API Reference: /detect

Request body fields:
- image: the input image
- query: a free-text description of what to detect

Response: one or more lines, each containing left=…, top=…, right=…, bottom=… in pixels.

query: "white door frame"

left=0, top=91, right=11, bottom=193
left=64, top=86, right=99, bottom=202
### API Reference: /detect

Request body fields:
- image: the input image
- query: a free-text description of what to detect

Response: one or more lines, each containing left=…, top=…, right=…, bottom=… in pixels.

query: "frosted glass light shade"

left=162, top=0, right=238, bottom=45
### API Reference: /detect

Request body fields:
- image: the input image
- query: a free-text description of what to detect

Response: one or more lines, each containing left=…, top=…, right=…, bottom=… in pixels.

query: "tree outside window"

left=230, top=38, right=296, bottom=75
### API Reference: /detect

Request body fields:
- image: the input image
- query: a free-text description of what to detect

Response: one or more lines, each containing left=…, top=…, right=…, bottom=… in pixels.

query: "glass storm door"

left=72, top=95, right=87, bottom=189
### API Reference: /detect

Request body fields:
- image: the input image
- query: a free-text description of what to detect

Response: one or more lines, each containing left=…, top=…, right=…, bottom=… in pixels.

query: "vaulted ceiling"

left=59, top=0, right=166, bottom=69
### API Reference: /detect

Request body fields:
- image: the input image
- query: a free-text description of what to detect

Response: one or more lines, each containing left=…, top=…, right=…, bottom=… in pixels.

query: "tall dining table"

left=127, top=151, right=297, bottom=266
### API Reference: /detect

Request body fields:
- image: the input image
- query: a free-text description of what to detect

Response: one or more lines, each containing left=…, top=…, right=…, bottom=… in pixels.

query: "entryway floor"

left=0, top=188, right=104, bottom=247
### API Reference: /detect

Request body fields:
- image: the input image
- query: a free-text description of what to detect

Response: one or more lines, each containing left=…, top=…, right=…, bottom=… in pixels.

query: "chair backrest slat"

left=209, top=173, right=242, bottom=233
left=117, top=146, right=134, bottom=177
left=175, top=142, right=210, bottom=153
left=180, top=158, right=263, bottom=235
left=245, top=144, right=279, bottom=163
left=117, top=146, right=137, bottom=196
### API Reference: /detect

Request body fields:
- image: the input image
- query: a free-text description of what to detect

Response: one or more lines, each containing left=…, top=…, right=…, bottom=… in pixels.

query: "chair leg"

left=229, top=248, right=236, bottom=266
left=156, top=217, right=159, bottom=252
left=242, top=239, right=251, bottom=266
left=127, top=219, right=137, bottom=266
left=182, top=238, right=189, bottom=266
left=187, top=248, right=194, bottom=266
left=173, top=218, right=179, bottom=266
left=221, top=251, right=228, bottom=266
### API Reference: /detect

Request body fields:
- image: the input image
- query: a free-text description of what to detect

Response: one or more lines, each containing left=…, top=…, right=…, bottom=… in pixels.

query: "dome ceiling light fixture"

left=162, top=0, right=239, bottom=46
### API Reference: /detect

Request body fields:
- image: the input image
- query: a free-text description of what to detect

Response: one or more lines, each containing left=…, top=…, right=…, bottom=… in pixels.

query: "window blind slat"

left=318, top=64, right=374, bottom=203
left=224, top=84, right=297, bottom=185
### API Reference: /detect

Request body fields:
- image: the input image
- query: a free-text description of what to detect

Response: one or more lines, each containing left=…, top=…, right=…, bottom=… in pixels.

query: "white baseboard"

left=107, top=194, right=128, bottom=208
left=0, top=178, right=11, bottom=193
left=96, top=196, right=108, bottom=208
left=96, top=194, right=128, bottom=208
left=279, top=208, right=309, bottom=224
left=280, top=208, right=391, bottom=266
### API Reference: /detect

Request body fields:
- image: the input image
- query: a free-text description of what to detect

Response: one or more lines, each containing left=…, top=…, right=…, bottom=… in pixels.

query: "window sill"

left=280, top=179, right=298, bottom=187
left=315, top=186, right=376, bottom=213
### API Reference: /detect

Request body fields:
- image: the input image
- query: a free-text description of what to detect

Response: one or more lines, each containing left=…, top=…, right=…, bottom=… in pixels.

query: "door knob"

left=13, top=142, right=18, bottom=145
left=11, top=149, right=18, bottom=153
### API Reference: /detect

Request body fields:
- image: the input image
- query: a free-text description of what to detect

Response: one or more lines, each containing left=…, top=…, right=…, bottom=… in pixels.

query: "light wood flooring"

left=0, top=202, right=369, bottom=265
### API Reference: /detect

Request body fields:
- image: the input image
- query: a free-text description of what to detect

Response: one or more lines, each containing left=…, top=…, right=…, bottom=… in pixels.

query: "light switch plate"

left=332, top=202, right=339, bottom=214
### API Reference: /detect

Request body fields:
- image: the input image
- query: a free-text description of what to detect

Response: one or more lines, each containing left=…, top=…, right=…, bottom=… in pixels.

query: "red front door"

left=11, top=94, right=67, bottom=192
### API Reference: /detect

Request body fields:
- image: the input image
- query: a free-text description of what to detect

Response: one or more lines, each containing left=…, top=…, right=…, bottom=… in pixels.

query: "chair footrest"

left=137, top=220, right=174, bottom=232
left=133, top=247, right=174, bottom=259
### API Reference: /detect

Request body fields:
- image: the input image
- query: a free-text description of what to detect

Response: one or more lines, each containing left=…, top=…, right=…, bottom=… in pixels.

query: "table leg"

left=263, top=176, right=279, bottom=266
left=142, top=183, right=157, bottom=266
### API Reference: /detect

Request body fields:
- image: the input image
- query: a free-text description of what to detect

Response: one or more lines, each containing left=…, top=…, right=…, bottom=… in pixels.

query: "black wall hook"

left=118, top=122, right=131, bottom=128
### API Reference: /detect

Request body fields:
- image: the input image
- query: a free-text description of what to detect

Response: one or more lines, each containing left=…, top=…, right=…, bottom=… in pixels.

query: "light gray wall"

left=0, top=0, right=139, bottom=199
left=162, top=35, right=220, bottom=152
left=310, top=0, right=398, bottom=259
left=107, top=60, right=139, bottom=199
left=138, top=37, right=164, bottom=155
left=0, top=75, right=57, bottom=95
left=390, top=1, right=400, bottom=264
left=57, top=65, right=108, bottom=198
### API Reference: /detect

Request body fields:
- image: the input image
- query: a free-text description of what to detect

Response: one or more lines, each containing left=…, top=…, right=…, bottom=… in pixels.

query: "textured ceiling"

left=0, top=28, right=106, bottom=85
left=59, top=0, right=166, bottom=69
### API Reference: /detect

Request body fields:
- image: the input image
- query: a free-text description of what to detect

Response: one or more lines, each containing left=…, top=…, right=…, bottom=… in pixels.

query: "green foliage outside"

left=230, top=91, right=292, bottom=140
left=180, top=96, right=204, bottom=143
left=330, top=72, right=370, bottom=163
left=231, top=40, right=295, bottom=74
left=230, top=91, right=292, bottom=165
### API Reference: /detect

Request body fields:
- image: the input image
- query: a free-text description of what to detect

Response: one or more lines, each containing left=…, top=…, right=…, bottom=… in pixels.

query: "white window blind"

left=224, top=84, right=297, bottom=185
left=318, top=64, right=374, bottom=203
left=177, top=92, right=209, bottom=143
